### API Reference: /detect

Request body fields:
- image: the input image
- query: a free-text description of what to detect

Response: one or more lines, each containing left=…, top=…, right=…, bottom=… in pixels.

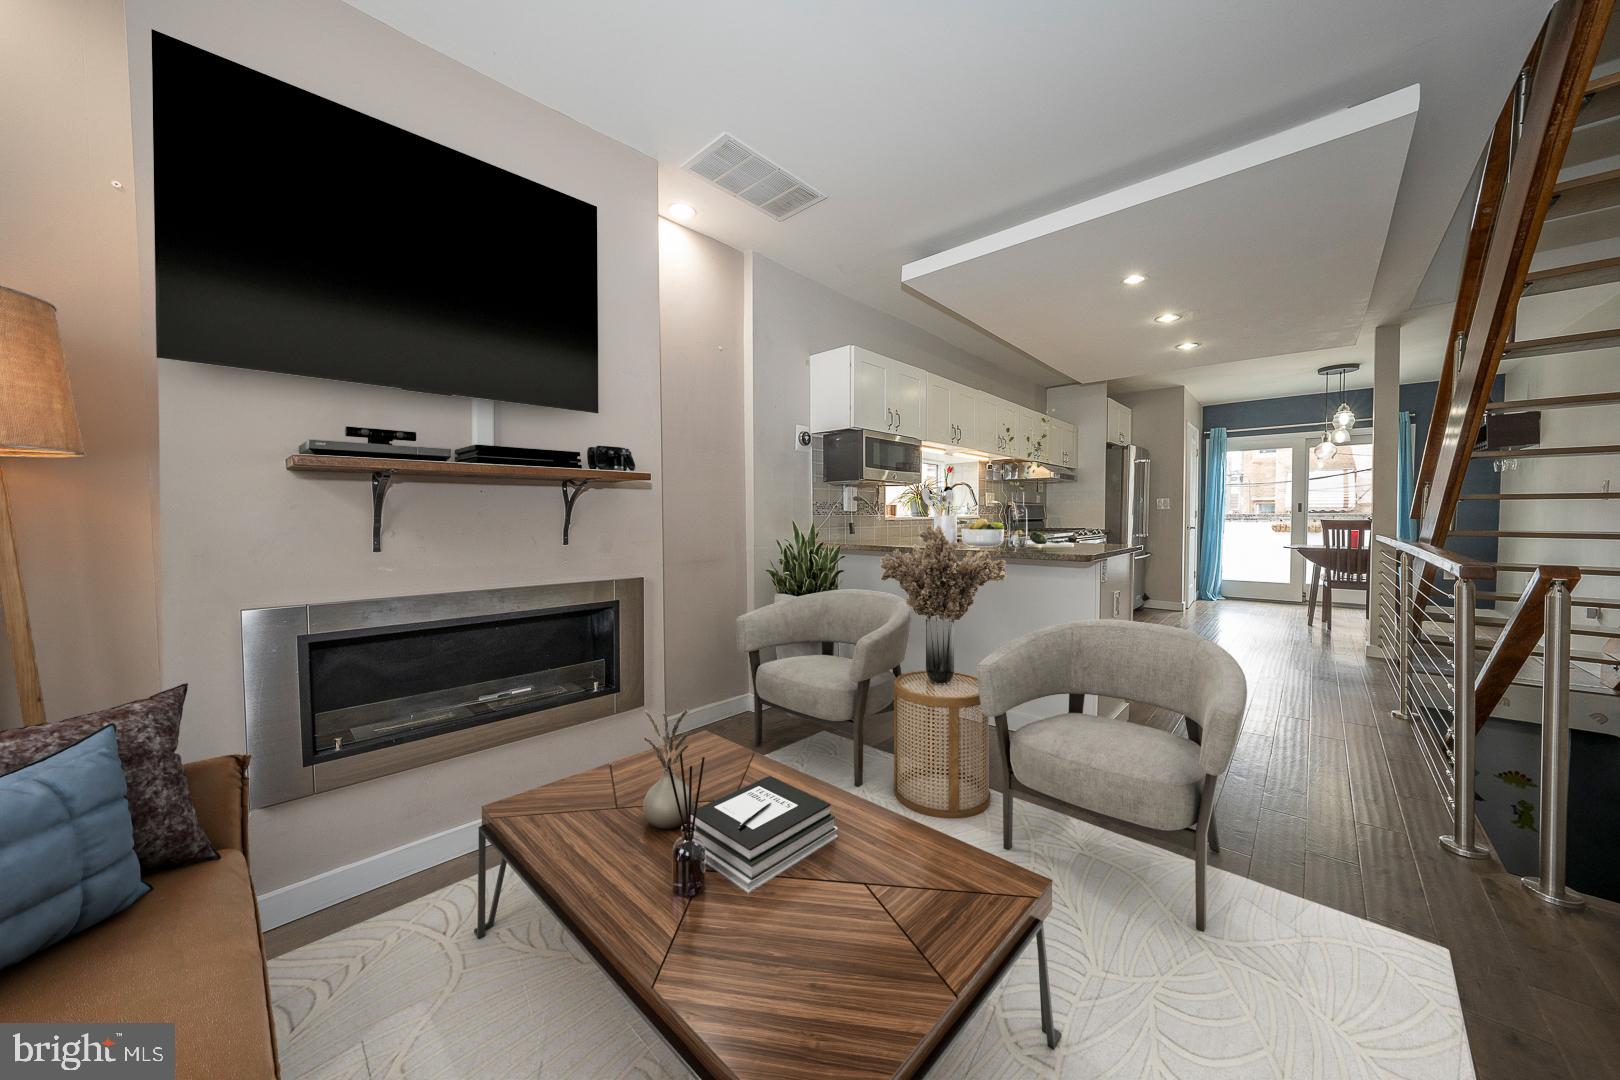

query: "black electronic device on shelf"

left=454, top=445, right=582, bottom=468
left=587, top=445, right=636, bottom=471
left=299, top=426, right=452, bottom=461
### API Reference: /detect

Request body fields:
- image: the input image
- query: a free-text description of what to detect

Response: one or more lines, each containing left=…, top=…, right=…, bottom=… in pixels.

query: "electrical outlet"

left=794, top=425, right=812, bottom=452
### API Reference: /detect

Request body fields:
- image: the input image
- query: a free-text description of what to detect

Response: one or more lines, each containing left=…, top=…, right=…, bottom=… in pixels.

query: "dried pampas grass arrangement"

left=879, top=526, right=1006, bottom=621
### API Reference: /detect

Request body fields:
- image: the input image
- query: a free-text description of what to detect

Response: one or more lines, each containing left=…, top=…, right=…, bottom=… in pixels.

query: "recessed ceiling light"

left=1175, top=341, right=1201, bottom=351
left=1122, top=273, right=1148, bottom=286
left=1154, top=312, right=1182, bottom=324
left=666, top=202, right=696, bottom=222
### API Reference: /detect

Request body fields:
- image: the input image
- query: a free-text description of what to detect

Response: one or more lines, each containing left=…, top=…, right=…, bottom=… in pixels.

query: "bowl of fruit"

left=960, top=519, right=1005, bottom=548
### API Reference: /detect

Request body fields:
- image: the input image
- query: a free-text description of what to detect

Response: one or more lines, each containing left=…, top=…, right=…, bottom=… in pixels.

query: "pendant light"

left=1314, top=363, right=1359, bottom=463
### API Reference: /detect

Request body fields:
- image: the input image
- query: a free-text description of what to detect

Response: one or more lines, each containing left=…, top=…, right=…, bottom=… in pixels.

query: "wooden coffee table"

left=478, top=730, right=1058, bottom=1079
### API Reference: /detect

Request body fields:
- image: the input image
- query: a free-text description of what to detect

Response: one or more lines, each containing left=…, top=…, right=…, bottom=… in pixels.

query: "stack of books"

left=696, top=776, right=836, bottom=893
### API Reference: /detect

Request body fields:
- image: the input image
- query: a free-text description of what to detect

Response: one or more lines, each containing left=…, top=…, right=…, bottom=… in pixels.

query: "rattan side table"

left=892, top=671, right=989, bottom=817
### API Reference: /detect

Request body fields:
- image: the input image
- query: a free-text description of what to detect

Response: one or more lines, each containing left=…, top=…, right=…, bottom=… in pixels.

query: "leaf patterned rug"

left=269, top=732, right=1472, bottom=1079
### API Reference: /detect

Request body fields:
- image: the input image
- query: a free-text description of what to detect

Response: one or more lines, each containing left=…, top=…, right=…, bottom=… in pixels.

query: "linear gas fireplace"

left=243, top=579, right=643, bottom=808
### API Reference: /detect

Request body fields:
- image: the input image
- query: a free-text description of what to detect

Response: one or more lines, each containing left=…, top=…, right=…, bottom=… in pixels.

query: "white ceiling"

left=345, top=0, right=1553, bottom=395
left=901, top=88, right=1418, bottom=386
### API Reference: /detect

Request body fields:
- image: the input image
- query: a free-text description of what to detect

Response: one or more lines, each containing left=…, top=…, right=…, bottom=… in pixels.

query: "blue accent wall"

left=1200, top=379, right=1504, bottom=569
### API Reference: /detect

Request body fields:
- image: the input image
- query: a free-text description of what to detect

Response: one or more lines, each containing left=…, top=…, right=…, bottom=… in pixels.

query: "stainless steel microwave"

left=820, top=428, right=922, bottom=485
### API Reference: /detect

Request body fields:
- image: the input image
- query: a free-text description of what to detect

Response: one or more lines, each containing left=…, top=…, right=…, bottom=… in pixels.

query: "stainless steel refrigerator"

left=1105, top=444, right=1151, bottom=610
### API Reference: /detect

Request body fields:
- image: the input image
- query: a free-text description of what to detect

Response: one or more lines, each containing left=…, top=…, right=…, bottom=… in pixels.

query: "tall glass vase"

left=925, top=617, right=955, bottom=684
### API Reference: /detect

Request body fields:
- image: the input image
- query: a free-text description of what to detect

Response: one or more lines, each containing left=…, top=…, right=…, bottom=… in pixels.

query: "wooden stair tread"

left=1473, top=444, right=1620, bottom=457
left=1484, top=389, right=1620, bottom=409
left=1501, top=328, right=1620, bottom=356
left=1548, top=166, right=1620, bottom=219
left=1522, top=255, right=1620, bottom=294
left=1460, top=491, right=1620, bottom=499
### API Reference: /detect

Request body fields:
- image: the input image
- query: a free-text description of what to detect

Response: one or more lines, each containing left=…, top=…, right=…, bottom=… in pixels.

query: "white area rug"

left=269, top=733, right=1473, bottom=1079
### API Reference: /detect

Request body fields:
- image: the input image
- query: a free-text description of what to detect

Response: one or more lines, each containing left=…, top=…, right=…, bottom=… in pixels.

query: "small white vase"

left=643, top=772, right=690, bottom=830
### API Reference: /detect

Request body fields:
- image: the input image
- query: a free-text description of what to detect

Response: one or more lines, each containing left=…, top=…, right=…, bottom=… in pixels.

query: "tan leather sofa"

left=0, top=755, right=279, bottom=1078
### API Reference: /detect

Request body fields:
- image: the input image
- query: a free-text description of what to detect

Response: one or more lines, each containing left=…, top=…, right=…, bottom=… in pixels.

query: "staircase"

left=1384, top=0, right=1620, bottom=909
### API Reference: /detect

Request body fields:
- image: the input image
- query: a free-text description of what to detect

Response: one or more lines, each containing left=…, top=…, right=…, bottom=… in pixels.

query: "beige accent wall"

left=1113, top=386, right=1203, bottom=608
left=658, top=220, right=748, bottom=711
left=0, top=0, right=162, bottom=730
left=124, top=0, right=666, bottom=891
left=746, top=255, right=1048, bottom=606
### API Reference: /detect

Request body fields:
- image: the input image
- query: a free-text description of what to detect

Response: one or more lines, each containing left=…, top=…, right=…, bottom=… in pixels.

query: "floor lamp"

left=0, top=286, right=84, bottom=727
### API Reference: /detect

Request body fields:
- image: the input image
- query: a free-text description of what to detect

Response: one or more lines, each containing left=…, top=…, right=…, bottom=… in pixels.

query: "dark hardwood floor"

left=266, top=598, right=1620, bottom=1080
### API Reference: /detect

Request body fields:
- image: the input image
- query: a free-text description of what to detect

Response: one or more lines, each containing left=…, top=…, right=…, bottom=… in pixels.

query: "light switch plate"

left=1156, top=497, right=1171, bottom=510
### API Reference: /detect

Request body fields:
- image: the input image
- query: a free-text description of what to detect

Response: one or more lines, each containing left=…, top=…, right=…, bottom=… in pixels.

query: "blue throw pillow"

left=0, top=724, right=149, bottom=970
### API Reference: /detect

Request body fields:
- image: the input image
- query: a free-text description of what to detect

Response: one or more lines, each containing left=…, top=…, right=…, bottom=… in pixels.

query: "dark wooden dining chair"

left=1312, top=517, right=1372, bottom=628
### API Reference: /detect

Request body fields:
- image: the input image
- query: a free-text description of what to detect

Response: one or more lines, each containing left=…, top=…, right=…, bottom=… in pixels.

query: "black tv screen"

left=152, top=32, right=598, bottom=412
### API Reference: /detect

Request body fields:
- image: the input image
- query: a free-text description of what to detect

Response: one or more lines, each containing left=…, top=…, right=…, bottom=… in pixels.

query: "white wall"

left=745, top=254, right=1047, bottom=606
left=0, top=0, right=162, bottom=730
left=126, top=0, right=666, bottom=891
left=659, top=220, right=749, bottom=712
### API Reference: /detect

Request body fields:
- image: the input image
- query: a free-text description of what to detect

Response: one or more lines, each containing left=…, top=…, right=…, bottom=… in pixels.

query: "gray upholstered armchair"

left=979, top=621, right=1247, bottom=930
left=737, top=589, right=911, bottom=786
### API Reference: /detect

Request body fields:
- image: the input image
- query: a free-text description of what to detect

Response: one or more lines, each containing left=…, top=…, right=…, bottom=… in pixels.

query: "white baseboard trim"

left=256, top=818, right=480, bottom=930
left=678, top=692, right=754, bottom=729
left=1142, top=600, right=1187, bottom=611
left=254, top=691, right=757, bottom=931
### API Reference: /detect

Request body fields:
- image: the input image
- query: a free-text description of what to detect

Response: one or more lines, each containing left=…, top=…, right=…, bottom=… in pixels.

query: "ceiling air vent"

left=682, top=133, right=825, bottom=221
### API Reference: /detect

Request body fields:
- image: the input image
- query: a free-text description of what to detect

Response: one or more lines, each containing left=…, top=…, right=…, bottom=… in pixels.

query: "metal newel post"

left=1395, top=552, right=1411, bottom=722
left=1441, top=576, right=1487, bottom=858
left=1523, top=580, right=1586, bottom=908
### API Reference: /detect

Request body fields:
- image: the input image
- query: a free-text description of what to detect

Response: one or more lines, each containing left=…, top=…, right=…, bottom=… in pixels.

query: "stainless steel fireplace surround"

left=243, top=579, right=643, bottom=808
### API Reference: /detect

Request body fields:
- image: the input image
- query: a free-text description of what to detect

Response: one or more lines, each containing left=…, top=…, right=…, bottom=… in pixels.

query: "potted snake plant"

left=765, top=523, right=843, bottom=658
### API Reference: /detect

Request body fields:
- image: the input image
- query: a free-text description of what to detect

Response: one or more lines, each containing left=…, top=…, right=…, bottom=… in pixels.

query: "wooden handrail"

left=1375, top=535, right=1496, bottom=579
left=1473, top=565, right=1583, bottom=727
left=1418, top=0, right=1613, bottom=544
left=1410, top=95, right=1514, bottom=523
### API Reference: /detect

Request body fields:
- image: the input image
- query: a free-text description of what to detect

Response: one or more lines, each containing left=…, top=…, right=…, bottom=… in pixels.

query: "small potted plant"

left=880, top=527, right=1005, bottom=682
left=766, top=522, right=842, bottom=596
left=766, top=523, right=843, bottom=657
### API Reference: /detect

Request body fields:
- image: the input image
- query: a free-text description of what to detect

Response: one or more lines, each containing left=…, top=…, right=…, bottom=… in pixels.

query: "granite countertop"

left=835, top=540, right=1143, bottom=565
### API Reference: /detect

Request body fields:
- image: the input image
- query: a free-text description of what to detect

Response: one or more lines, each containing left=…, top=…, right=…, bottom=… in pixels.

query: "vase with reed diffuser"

left=670, top=752, right=706, bottom=897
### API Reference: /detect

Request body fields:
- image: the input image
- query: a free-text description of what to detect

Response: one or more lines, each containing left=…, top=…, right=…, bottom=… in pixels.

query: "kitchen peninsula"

left=836, top=536, right=1141, bottom=726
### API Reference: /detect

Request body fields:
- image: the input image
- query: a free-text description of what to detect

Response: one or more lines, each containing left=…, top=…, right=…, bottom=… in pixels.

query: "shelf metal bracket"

left=371, top=471, right=394, bottom=553
left=560, top=479, right=591, bottom=545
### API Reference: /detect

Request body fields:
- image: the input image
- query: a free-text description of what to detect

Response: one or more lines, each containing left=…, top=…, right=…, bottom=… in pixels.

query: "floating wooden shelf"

left=285, top=454, right=652, bottom=550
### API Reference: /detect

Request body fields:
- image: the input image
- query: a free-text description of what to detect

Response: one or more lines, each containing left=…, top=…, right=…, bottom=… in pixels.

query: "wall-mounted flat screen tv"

left=152, top=32, right=598, bottom=412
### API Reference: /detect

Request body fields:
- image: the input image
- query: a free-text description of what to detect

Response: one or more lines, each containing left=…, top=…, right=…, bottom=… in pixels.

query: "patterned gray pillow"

left=0, top=686, right=216, bottom=870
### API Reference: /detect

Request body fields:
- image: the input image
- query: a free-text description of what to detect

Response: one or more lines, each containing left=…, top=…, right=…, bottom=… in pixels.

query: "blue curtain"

left=1397, top=411, right=1418, bottom=541
left=1197, top=427, right=1227, bottom=600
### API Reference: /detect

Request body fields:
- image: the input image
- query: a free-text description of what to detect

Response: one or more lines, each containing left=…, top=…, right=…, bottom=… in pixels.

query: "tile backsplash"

left=808, top=437, right=1051, bottom=546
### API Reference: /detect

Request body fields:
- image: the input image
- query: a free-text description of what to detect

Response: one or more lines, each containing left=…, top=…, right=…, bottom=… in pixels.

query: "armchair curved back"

left=978, top=620, right=1247, bottom=775
left=737, top=589, right=910, bottom=683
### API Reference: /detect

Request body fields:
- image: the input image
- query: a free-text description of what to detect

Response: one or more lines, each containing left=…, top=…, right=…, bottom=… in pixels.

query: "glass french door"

left=1219, top=436, right=1302, bottom=601
left=1219, top=433, right=1375, bottom=603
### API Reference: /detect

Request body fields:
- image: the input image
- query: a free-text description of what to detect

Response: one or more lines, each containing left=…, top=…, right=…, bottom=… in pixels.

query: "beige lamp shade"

left=0, top=286, right=83, bottom=457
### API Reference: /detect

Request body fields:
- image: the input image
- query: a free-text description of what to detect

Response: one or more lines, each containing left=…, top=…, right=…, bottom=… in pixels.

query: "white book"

left=703, top=828, right=838, bottom=894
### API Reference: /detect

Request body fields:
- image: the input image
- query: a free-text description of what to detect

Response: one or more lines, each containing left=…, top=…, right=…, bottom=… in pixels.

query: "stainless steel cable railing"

left=1376, top=536, right=1587, bottom=907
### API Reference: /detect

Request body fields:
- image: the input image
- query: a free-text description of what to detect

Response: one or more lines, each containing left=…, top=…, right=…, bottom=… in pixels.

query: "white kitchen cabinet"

left=925, top=375, right=985, bottom=450
left=811, top=346, right=925, bottom=437
left=1106, top=399, right=1133, bottom=446
left=1048, top=417, right=1078, bottom=469
left=985, top=398, right=1019, bottom=456
left=950, top=384, right=983, bottom=451
left=925, top=375, right=953, bottom=446
left=1019, top=408, right=1054, bottom=464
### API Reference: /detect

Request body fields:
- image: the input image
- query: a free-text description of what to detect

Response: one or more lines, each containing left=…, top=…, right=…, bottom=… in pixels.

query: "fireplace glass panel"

left=299, top=601, right=618, bottom=762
